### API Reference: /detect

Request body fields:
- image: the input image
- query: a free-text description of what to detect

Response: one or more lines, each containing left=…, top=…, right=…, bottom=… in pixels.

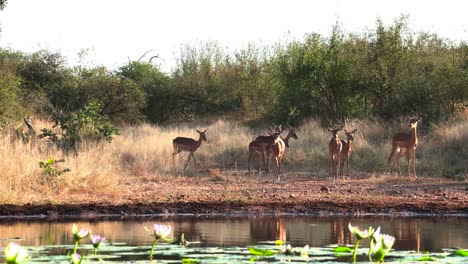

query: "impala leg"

left=337, top=155, right=343, bottom=179
left=406, top=150, right=411, bottom=177
left=274, top=156, right=280, bottom=181
left=191, top=152, right=197, bottom=166
left=396, top=149, right=406, bottom=176
left=329, top=153, right=334, bottom=179
left=278, top=156, right=283, bottom=175
left=183, top=153, right=192, bottom=171
left=410, top=150, right=417, bottom=178
left=387, top=146, right=397, bottom=175
left=346, top=156, right=350, bottom=177
left=248, top=151, right=253, bottom=173
left=172, top=146, right=179, bottom=167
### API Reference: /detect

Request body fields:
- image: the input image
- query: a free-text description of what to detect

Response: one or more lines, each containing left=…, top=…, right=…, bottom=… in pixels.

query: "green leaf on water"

left=248, top=247, right=277, bottom=256
left=182, top=258, right=201, bottom=264
left=455, top=249, right=468, bottom=257
left=334, top=246, right=352, bottom=253
left=418, top=256, right=437, bottom=261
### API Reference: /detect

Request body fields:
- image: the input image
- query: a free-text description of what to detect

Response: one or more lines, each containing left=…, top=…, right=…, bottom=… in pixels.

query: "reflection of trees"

left=0, top=217, right=466, bottom=251
left=389, top=218, right=421, bottom=252
left=329, top=217, right=352, bottom=245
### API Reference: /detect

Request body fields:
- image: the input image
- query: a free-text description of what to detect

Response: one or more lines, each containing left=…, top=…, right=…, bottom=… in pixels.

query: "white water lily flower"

left=300, top=245, right=310, bottom=258
left=72, top=224, right=89, bottom=242
left=5, top=242, right=29, bottom=264
left=70, top=253, right=83, bottom=264
left=348, top=223, right=375, bottom=240
left=280, top=244, right=292, bottom=255
left=152, top=224, right=172, bottom=239
left=370, top=233, right=395, bottom=262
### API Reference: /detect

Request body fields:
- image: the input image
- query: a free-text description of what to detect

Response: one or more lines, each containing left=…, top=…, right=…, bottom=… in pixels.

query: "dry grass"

left=0, top=117, right=466, bottom=203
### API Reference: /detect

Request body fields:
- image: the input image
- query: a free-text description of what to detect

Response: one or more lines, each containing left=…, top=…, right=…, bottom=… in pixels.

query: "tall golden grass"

left=1, top=117, right=466, bottom=203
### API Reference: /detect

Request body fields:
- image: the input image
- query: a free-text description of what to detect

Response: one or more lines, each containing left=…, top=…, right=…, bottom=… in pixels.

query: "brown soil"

left=1, top=172, right=467, bottom=217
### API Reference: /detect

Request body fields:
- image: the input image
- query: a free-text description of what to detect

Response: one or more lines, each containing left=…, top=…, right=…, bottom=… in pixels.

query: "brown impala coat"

left=328, top=127, right=343, bottom=180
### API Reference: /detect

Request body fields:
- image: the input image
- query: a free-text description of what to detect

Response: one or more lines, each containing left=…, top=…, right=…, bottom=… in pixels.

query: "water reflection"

left=0, top=216, right=466, bottom=252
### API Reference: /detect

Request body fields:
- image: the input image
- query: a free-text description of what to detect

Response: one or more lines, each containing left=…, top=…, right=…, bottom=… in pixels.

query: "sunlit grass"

left=0, top=116, right=466, bottom=203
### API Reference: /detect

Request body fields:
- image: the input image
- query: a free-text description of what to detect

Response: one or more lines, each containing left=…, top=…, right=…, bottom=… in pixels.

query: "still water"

left=0, top=215, right=467, bottom=262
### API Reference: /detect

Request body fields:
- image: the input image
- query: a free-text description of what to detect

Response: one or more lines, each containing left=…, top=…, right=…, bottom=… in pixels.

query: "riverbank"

left=1, top=173, right=466, bottom=218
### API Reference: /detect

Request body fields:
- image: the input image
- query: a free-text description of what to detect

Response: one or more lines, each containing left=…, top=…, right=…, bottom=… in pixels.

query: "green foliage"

left=117, top=61, right=169, bottom=123
left=39, top=102, right=119, bottom=153
left=0, top=16, right=467, bottom=127
left=78, top=67, right=146, bottom=124
left=0, top=0, right=6, bottom=10
left=0, top=70, right=24, bottom=127
left=38, top=158, right=70, bottom=178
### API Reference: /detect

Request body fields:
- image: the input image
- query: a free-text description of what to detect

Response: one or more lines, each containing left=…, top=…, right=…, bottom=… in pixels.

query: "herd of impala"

left=172, top=118, right=421, bottom=181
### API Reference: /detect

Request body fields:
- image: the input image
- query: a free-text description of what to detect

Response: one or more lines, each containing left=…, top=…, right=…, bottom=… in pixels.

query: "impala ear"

left=352, top=129, right=357, bottom=133
left=196, top=129, right=201, bottom=133
left=203, top=129, right=207, bottom=133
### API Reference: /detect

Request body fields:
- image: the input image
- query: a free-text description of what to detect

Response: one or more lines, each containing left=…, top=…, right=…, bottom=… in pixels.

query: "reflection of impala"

left=339, top=129, right=357, bottom=178
left=172, top=129, right=207, bottom=171
left=267, top=127, right=298, bottom=181
left=328, top=127, right=343, bottom=180
left=387, top=118, right=420, bottom=177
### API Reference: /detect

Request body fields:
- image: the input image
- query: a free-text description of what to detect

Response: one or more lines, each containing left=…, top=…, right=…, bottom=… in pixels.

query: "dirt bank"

left=1, top=172, right=467, bottom=218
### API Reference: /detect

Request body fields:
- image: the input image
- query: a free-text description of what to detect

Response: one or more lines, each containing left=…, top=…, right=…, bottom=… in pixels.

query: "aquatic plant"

left=145, top=224, right=172, bottom=260
left=72, top=224, right=89, bottom=254
left=348, top=223, right=378, bottom=262
left=4, top=242, right=29, bottom=264
left=369, top=233, right=395, bottom=262
left=90, top=234, right=106, bottom=255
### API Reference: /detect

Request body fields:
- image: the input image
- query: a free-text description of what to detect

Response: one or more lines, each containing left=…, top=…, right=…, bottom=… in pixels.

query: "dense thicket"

left=0, top=18, right=466, bottom=127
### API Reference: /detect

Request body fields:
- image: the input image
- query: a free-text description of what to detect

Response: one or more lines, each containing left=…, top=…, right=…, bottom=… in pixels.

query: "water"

left=0, top=215, right=467, bottom=263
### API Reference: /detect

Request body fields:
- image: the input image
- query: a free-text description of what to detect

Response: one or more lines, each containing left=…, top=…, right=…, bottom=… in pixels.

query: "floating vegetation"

left=1, top=222, right=467, bottom=263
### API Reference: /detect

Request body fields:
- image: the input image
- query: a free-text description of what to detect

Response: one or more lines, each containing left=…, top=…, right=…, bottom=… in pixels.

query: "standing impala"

left=248, top=129, right=282, bottom=174
left=328, top=127, right=343, bottom=180
left=339, top=129, right=357, bottom=178
left=172, top=129, right=207, bottom=171
left=267, top=127, right=298, bottom=181
left=387, top=118, right=420, bottom=177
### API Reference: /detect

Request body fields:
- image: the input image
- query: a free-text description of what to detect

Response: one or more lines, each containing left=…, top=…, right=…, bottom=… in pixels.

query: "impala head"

left=408, top=118, right=420, bottom=129
left=196, top=129, right=207, bottom=141
left=344, top=129, right=357, bottom=141
left=328, top=126, right=343, bottom=138
left=288, top=127, right=298, bottom=140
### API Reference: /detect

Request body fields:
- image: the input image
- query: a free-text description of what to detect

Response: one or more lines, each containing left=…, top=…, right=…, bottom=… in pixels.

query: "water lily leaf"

left=418, top=256, right=437, bottom=261
left=455, top=249, right=468, bottom=257
left=275, top=240, right=285, bottom=246
left=248, top=247, right=277, bottom=256
left=334, top=246, right=352, bottom=253
left=182, top=258, right=201, bottom=264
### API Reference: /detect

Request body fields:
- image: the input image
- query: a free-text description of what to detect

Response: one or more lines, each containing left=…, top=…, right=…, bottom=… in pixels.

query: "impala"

left=387, top=118, right=420, bottom=177
left=328, top=126, right=343, bottom=180
left=267, top=127, right=298, bottom=181
left=339, top=129, right=357, bottom=178
left=172, top=129, right=207, bottom=171
left=248, top=128, right=282, bottom=174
